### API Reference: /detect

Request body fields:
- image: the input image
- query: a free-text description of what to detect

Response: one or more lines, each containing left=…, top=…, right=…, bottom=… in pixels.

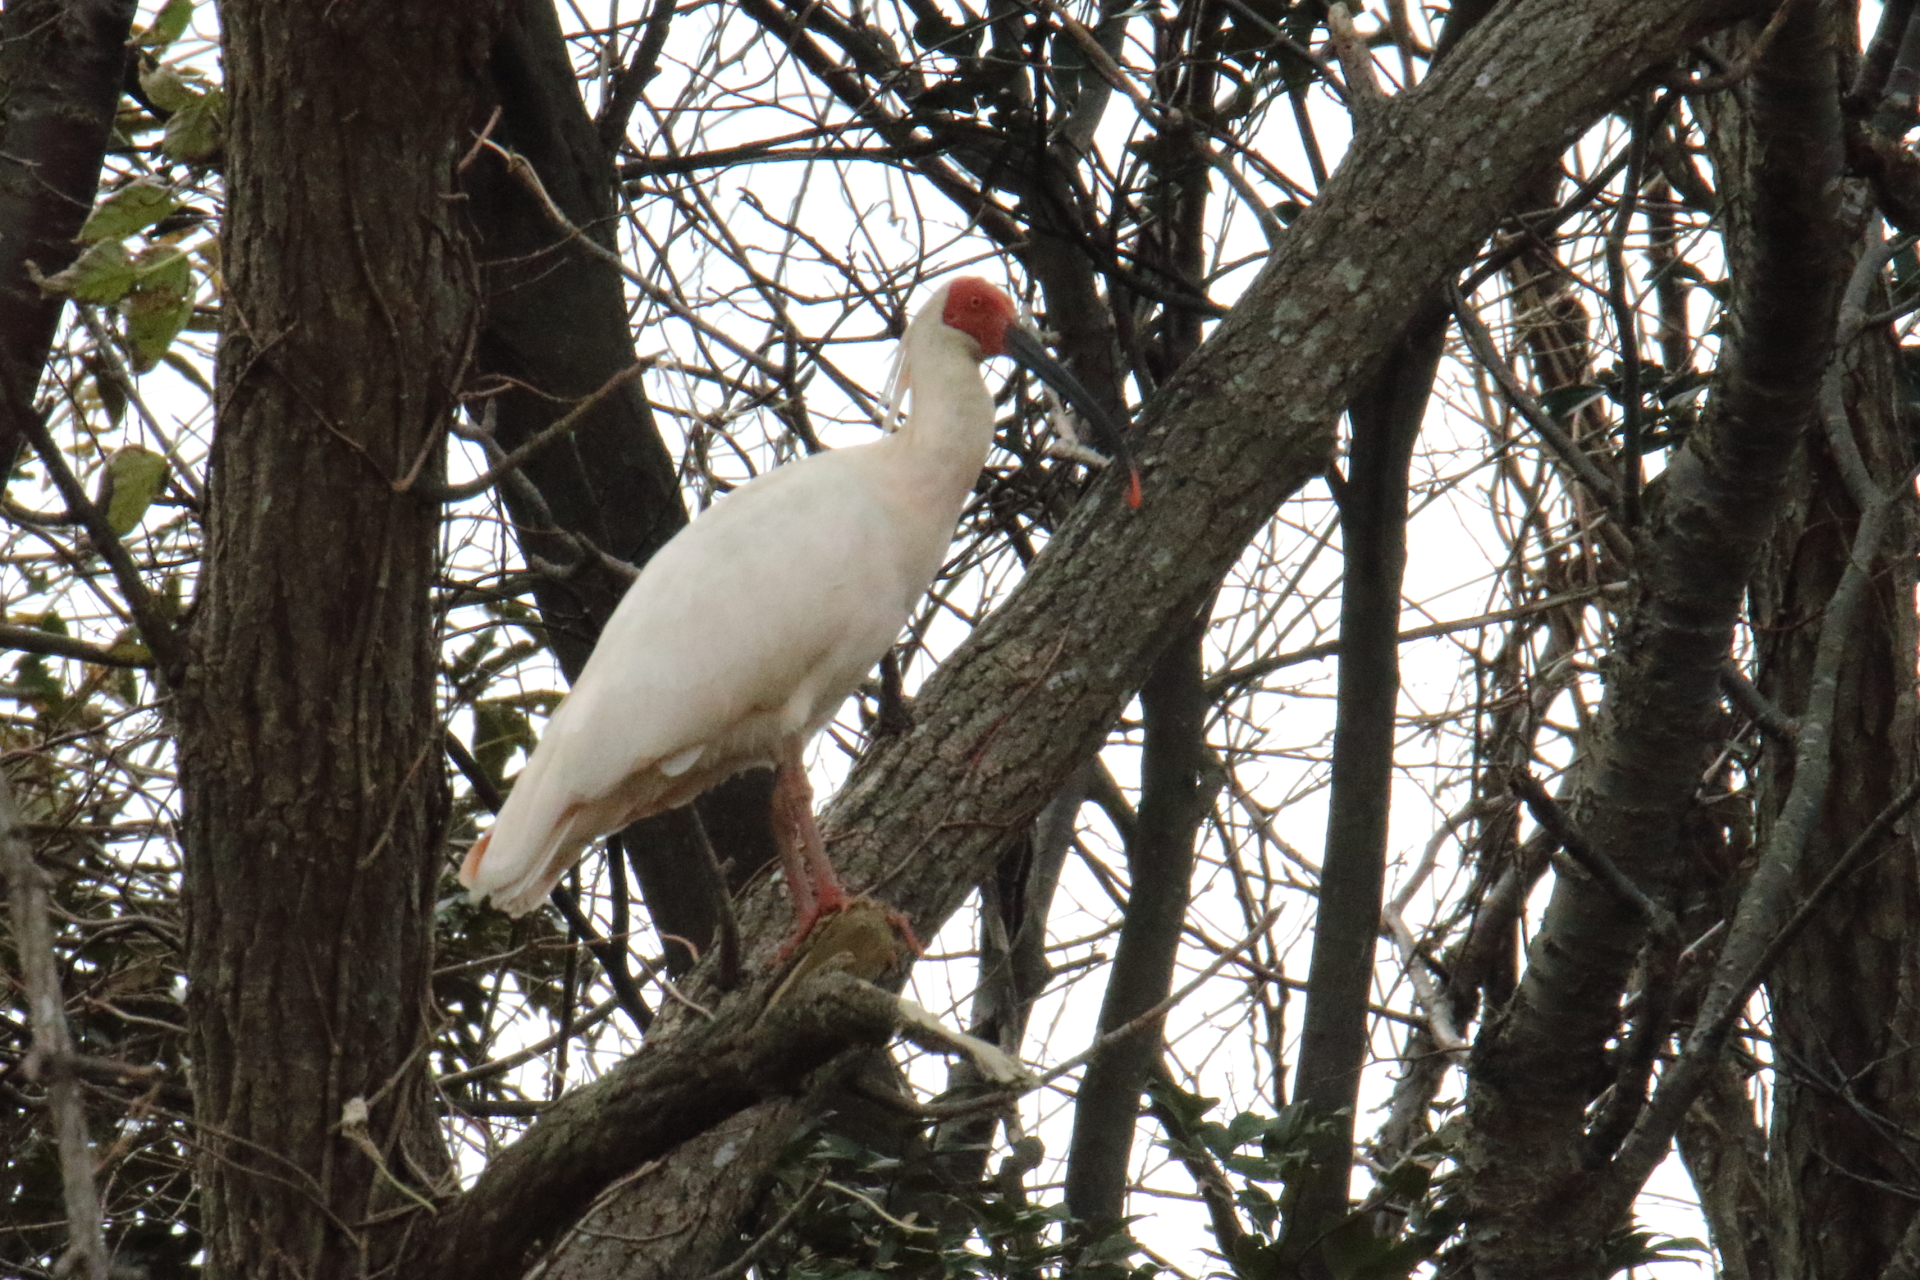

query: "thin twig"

left=1602, top=93, right=1652, bottom=527
left=1718, top=661, right=1797, bottom=744
left=1381, top=800, right=1495, bottom=1057
left=687, top=1172, right=830, bottom=1280
left=437, top=997, right=621, bottom=1090
left=1511, top=771, right=1678, bottom=944
left=8, top=396, right=187, bottom=682
left=1207, top=582, right=1622, bottom=698
left=418, top=359, right=656, bottom=502
left=481, top=139, right=786, bottom=382
left=1326, top=3, right=1385, bottom=131
left=452, top=400, right=641, bottom=584
left=1447, top=284, right=1626, bottom=508
left=684, top=808, right=742, bottom=990
left=73, top=304, right=204, bottom=504
left=1038, top=908, right=1281, bottom=1088
left=443, top=730, right=656, bottom=1031
left=1665, top=0, right=1808, bottom=94
left=554, top=890, right=660, bottom=1033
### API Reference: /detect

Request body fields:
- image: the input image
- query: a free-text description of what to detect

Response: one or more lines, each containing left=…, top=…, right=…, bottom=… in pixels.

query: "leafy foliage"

left=757, top=1127, right=1163, bottom=1280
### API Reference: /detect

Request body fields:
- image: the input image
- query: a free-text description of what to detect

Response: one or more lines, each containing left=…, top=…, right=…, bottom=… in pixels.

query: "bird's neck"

left=895, top=341, right=994, bottom=493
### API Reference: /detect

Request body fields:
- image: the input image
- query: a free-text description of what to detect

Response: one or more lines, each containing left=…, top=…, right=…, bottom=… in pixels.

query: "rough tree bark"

left=1751, top=247, right=1920, bottom=1276
left=0, top=0, right=137, bottom=470
left=178, top=5, right=502, bottom=1277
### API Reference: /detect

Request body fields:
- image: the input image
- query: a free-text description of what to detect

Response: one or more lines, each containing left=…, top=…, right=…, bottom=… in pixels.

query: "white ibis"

left=459, top=277, right=1137, bottom=949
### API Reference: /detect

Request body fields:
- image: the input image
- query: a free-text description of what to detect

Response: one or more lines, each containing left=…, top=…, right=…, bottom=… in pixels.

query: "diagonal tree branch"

left=420, top=965, right=908, bottom=1280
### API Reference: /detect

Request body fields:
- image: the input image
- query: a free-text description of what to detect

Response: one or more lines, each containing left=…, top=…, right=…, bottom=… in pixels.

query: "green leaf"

left=162, top=87, right=225, bottom=162
left=13, top=653, right=64, bottom=708
left=1372, top=1156, right=1433, bottom=1200
left=138, top=63, right=200, bottom=113
left=37, top=240, right=136, bottom=304
left=78, top=182, right=178, bottom=244
left=28, top=610, right=69, bottom=638
left=1144, top=1073, right=1220, bottom=1133
left=1222, top=1109, right=1271, bottom=1149
left=160, top=348, right=215, bottom=398
left=1602, top=1229, right=1709, bottom=1274
left=104, top=638, right=152, bottom=665
left=101, top=447, right=170, bottom=537
left=124, top=245, right=194, bottom=372
left=93, top=363, right=128, bottom=426
left=473, top=699, right=535, bottom=785
left=1216, top=81, right=1258, bottom=120
left=136, top=0, right=194, bottom=48
left=1235, top=1182, right=1281, bottom=1235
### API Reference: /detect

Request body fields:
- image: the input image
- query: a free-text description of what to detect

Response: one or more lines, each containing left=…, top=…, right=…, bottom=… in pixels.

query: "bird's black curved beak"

left=1002, top=326, right=1142, bottom=509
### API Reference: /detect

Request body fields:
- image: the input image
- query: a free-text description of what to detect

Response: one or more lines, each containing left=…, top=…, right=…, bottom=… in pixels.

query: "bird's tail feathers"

left=459, top=797, right=594, bottom=918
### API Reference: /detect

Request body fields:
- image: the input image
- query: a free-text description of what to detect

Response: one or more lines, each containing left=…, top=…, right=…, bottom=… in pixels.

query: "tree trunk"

left=1462, top=6, right=1844, bottom=1269
left=1751, top=252, right=1920, bottom=1279
left=179, top=5, right=499, bottom=1276
left=1284, top=298, right=1447, bottom=1260
left=0, top=0, right=136, bottom=469
left=1063, top=612, right=1209, bottom=1230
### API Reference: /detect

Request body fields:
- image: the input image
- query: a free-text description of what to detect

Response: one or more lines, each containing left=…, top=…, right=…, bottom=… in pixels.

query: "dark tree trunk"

left=179, top=5, right=500, bottom=1276
left=1750, top=270, right=1920, bottom=1278
left=0, top=0, right=136, bottom=469
left=474, top=0, right=685, bottom=679
left=1063, top=612, right=1209, bottom=1230
left=1462, top=6, right=1845, bottom=1269
left=471, top=0, right=776, bottom=968
left=1284, top=298, right=1447, bottom=1262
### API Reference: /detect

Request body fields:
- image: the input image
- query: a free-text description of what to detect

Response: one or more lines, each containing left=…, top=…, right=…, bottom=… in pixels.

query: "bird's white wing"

left=463, top=445, right=927, bottom=913
left=541, top=441, right=943, bottom=810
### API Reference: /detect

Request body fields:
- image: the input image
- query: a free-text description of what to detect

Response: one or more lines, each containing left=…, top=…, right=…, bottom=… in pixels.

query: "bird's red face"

left=942, top=277, right=1018, bottom=357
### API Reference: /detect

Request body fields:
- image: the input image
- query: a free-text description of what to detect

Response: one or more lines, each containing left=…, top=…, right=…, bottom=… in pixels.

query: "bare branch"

left=2, top=767, right=112, bottom=1280
left=11, top=400, right=187, bottom=682
left=1511, top=770, right=1679, bottom=944
left=423, top=359, right=655, bottom=502
left=0, top=621, right=149, bottom=669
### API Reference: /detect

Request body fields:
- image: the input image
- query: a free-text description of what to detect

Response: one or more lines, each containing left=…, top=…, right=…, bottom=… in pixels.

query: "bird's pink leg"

left=771, top=753, right=848, bottom=952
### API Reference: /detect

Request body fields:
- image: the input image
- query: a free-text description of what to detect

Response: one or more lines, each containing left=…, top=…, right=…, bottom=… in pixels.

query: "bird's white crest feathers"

left=880, top=342, right=910, bottom=434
